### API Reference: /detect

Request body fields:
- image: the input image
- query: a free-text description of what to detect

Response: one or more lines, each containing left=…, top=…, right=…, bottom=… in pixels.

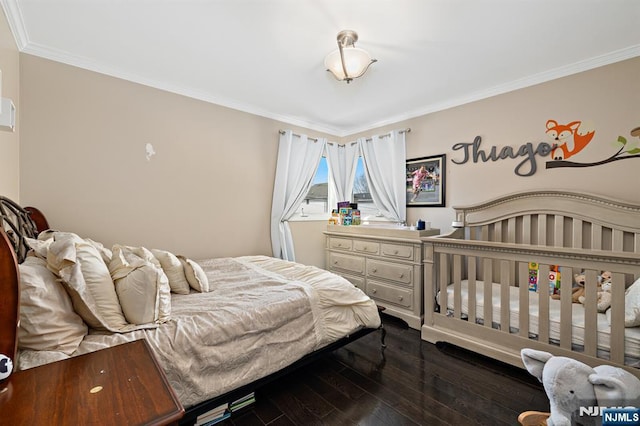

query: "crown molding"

left=4, top=2, right=639, bottom=139
left=343, top=44, right=640, bottom=137
left=1, top=0, right=29, bottom=50
left=18, top=41, right=345, bottom=136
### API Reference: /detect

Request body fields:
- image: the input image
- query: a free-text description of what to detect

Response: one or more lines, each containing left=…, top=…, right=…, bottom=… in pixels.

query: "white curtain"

left=358, top=130, right=407, bottom=223
left=325, top=141, right=359, bottom=203
left=271, top=130, right=327, bottom=261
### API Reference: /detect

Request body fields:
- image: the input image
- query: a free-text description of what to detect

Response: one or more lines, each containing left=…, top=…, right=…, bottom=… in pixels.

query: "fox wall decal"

left=545, top=119, right=595, bottom=160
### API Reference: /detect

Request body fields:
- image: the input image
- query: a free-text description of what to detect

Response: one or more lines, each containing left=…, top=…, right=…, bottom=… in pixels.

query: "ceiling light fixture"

left=324, top=30, right=377, bottom=84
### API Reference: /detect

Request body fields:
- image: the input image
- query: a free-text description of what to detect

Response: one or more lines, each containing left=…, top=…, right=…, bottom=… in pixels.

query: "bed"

left=0, top=196, right=382, bottom=425
left=421, top=190, right=640, bottom=377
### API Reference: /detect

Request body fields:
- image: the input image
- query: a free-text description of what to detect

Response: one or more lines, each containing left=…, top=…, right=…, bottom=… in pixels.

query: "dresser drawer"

left=328, top=252, right=365, bottom=275
left=353, top=240, right=380, bottom=255
left=367, top=280, right=412, bottom=308
left=329, top=237, right=353, bottom=251
left=381, top=243, right=414, bottom=260
left=325, top=226, right=425, bottom=330
left=366, top=259, right=412, bottom=285
left=339, top=274, right=365, bottom=292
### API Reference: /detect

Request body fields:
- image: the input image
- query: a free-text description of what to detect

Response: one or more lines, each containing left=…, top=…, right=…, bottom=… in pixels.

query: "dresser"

left=0, top=339, right=184, bottom=425
left=324, top=224, right=440, bottom=329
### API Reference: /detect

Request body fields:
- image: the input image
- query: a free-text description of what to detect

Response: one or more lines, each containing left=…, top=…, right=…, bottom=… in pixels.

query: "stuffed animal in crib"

left=520, top=348, right=640, bottom=426
left=578, top=271, right=612, bottom=313
left=551, top=272, right=589, bottom=304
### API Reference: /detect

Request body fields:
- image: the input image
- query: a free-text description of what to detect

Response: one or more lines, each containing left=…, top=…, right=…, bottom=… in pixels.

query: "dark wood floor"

left=220, top=314, right=549, bottom=426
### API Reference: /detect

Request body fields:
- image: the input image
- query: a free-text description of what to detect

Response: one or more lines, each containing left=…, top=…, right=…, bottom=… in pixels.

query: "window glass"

left=353, top=157, right=386, bottom=221
left=295, top=157, right=329, bottom=217
left=292, top=155, right=389, bottom=221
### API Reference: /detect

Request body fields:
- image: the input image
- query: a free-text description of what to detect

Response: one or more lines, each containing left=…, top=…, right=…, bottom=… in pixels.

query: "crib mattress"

left=443, top=281, right=640, bottom=359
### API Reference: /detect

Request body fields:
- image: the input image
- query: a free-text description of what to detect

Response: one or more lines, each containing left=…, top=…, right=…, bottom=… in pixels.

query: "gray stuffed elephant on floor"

left=521, top=348, right=640, bottom=426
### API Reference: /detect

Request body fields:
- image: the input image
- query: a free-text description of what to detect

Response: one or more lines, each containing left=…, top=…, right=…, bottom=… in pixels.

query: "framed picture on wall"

left=406, top=154, right=446, bottom=207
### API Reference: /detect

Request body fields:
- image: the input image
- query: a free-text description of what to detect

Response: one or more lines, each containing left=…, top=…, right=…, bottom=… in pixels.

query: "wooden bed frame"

left=422, top=190, right=640, bottom=377
left=0, top=197, right=382, bottom=425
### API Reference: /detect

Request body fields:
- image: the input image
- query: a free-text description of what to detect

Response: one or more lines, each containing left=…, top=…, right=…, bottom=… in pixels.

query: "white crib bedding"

left=18, top=255, right=381, bottom=408
left=441, top=280, right=640, bottom=360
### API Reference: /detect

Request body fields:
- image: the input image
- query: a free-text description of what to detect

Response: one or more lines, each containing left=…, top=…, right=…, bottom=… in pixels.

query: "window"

left=353, top=157, right=386, bottom=222
left=294, top=156, right=331, bottom=218
left=292, top=154, right=388, bottom=221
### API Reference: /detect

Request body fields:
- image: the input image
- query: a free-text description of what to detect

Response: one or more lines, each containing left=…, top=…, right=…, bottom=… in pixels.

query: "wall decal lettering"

left=451, top=136, right=553, bottom=177
left=450, top=124, right=640, bottom=177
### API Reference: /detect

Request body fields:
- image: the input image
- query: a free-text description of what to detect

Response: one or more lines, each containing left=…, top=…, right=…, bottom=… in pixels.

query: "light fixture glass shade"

left=324, top=30, right=376, bottom=83
left=324, top=47, right=375, bottom=82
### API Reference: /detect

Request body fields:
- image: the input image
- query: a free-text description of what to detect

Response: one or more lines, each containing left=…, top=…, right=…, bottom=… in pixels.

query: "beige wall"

left=19, top=54, right=335, bottom=259
left=0, top=8, right=20, bottom=201
left=288, top=220, right=328, bottom=267
left=348, top=57, right=640, bottom=235
left=17, top=52, right=640, bottom=267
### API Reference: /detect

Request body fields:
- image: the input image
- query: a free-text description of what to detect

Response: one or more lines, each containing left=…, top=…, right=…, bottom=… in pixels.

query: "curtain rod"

left=278, top=130, right=318, bottom=142
left=279, top=128, right=411, bottom=145
left=363, top=128, right=411, bottom=142
left=335, top=128, right=411, bottom=145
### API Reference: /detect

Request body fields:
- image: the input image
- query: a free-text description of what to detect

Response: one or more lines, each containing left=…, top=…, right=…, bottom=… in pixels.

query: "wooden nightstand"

left=0, top=339, right=184, bottom=425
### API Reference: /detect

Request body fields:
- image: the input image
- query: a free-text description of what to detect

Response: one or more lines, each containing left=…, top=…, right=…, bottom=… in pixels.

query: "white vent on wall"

left=0, top=98, right=16, bottom=132
left=0, top=69, right=15, bottom=132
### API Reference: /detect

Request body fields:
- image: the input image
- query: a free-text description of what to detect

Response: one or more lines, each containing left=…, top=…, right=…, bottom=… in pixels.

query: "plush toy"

left=578, top=271, right=612, bottom=313
left=551, top=272, right=588, bottom=304
left=599, top=271, right=612, bottom=285
left=521, top=348, right=640, bottom=426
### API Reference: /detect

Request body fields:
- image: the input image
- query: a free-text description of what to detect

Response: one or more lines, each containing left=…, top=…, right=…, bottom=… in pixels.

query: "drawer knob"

left=337, top=243, right=342, bottom=247
left=372, top=288, right=377, bottom=294
left=372, top=268, right=377, bottom=273
left=399, top=273, right=404, bottom=278
left=394, top=250, right=399, bottom=255
left=333, top=260, right=338, bottom=265
left=398, top=296, right=404, bottom=301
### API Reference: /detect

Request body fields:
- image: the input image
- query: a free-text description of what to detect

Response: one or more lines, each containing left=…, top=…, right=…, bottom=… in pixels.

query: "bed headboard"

left=0, top=227, right=19, bottom=390
left=0, top=197, right=45, bottom=391
left=0, top=196, right=41, bottom=263
left=452, top=191, right=640, bottom=253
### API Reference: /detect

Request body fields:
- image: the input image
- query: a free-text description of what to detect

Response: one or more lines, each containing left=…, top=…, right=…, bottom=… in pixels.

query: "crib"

left=421, top=190, right=640, bottom=376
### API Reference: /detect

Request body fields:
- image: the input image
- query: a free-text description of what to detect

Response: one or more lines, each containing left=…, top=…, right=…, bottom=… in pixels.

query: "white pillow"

left=48, top=237, right=130, bottom=332
left=85, top=238, right=113, bottom=264
left=606, top=277, right=640, bottom=327
left=18, top=255, right=88, bottom=354
left=123, top=245, right=162, bottom=269
left=37, top=229, right=79, bottom=242
left=110, top=245, right=170, bottom=293
left=110, top=247, right=170, bottom=325
left=151, top=249, right=191, bottom=295
left=178, top=255, right=211, bottom=292
left=35, top=230, right=112, bottom=263
left=45, top=232, right=84, bottom=273
left=25, top=237, right=52, bottom=259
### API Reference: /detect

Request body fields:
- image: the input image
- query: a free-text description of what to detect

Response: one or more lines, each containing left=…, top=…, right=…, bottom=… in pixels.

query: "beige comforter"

left=18, top=255, right=381, bottom=408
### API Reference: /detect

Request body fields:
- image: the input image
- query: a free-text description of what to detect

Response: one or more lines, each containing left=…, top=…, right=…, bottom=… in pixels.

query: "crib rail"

left=423, top=237, right=640, bottom=374
left=453, top=191, right=640, bottom=252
